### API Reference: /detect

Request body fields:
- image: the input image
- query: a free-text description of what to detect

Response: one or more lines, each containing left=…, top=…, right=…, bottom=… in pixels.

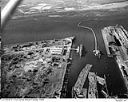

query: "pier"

left=101, top=25, right=128, bottom=93
left=88, top=72, right=98, bottom=98
left=72, top=64, right=92, bottom=98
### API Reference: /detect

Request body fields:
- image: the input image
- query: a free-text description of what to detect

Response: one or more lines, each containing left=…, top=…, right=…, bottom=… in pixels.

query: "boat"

left=72, top=64, right=92, bottom=98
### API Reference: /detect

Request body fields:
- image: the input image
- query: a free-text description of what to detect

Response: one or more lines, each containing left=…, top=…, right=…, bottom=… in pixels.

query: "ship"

left=88, top=72, right=98, bottom=98
left=72, top=64, right=92, bottom=98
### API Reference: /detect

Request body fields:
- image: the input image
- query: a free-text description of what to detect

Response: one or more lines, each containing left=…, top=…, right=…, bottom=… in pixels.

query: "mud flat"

left=1, top=37, right=74, bottom=98
left=101, top=25, right=128, bottom=94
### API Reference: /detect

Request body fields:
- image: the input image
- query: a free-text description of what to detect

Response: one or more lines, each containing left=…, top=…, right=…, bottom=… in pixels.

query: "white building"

left=50, top=46, right=63, bottom=55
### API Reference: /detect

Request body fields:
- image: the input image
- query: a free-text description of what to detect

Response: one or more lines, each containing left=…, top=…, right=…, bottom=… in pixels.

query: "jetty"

left=78, top=22, right=101, bottom=58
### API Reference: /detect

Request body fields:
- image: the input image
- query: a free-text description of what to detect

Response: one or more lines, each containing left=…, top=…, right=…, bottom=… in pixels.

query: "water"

left=2, top=11, right=128, bottom=98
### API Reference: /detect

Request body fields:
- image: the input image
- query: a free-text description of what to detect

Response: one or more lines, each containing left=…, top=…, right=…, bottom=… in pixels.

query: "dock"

left=79, top=44, right=83, bottom=58
left=71, top=44, right=83, bottom=58
left=101, top=25, right=128, bottom=93
left=72, top=64, right=92, bottom=98
left=88, top=72, right=98, bottom=98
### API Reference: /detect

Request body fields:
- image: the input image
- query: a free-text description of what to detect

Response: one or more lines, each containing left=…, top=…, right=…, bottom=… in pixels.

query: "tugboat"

left=72, top=64, right=92, bottom=98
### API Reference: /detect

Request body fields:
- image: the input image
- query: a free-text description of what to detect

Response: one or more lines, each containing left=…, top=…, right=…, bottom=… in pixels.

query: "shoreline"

left=11, top=1, right=128, bottom=20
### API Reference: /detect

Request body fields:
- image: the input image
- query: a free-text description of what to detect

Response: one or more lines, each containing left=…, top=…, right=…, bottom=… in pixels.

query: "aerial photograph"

left=1, top=0, right=128, bottom=98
